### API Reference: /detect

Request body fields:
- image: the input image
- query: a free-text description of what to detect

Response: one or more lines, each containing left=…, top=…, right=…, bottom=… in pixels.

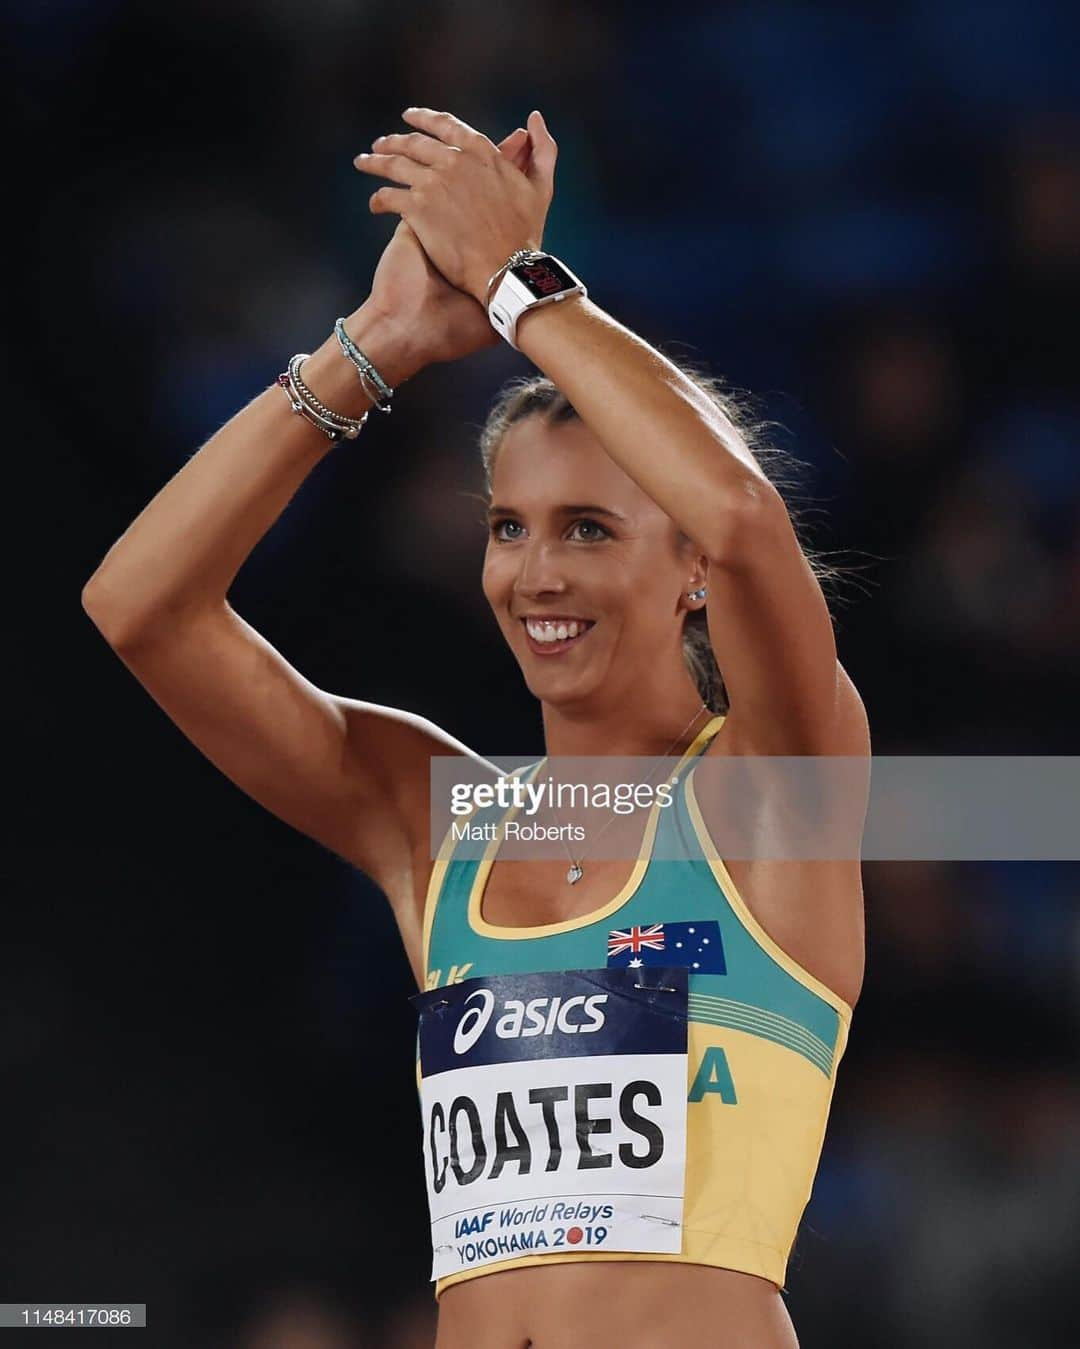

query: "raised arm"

left=509, top=293, right=867, bottom=757
left=358, top=107, right=868, bottom=757
left=83, top=129, right=539, bottom=955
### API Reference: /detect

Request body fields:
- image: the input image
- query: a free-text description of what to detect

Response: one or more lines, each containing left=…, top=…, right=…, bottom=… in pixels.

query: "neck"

left=540, top=685, right=711, bottom=759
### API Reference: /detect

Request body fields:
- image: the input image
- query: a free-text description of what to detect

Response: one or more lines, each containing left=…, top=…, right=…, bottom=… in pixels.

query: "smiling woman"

left=83, top=103, right=868, bottom=1349
left=477, top=370, right=847, bottom=716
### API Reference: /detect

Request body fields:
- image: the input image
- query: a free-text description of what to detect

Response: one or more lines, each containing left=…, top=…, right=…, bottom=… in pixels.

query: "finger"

left=353, top=152, right=428, bottom=188
left=510, top=136, right=532, bottom=174
left=370, top=131, right=458, bottom=168
left=525, top=109, right=557, bottom=192
left=496, top=127, right=530, bottom=172
left=368, top=186, right=411, bottom=217
left=401, top=106, right=492, bottom=155
left=495, top=126, right=526, bottom=154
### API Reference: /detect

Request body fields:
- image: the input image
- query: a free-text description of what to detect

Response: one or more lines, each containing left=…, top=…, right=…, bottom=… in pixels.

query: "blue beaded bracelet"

left=334, top=318, right=394, bottom=412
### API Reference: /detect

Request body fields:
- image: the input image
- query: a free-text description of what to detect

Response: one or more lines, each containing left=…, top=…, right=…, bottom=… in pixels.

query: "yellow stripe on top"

left=683, top=768, right=854, bottom=1025
left=420, top=754, right=538, bottom=976
left=421, top=824, right=454, bottom=980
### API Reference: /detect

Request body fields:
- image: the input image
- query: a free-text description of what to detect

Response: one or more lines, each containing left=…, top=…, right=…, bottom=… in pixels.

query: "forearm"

left=514, top=295, right=775, bottom=559
left=83, top=300, right=426, bottom=644
left=352, top=104, right=761, bottom=554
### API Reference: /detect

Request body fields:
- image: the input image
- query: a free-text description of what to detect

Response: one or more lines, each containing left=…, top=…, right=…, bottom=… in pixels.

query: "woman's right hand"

left=362, top=127, right=540, bottom=368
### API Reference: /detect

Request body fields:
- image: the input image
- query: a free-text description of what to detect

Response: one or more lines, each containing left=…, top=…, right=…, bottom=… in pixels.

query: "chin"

left=505, top=631, right=611, bottom=707
left=521, top=667, right=604, bottom=710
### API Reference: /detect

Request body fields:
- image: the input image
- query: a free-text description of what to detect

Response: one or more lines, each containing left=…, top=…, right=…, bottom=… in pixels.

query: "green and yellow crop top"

left=412, top=714, right=853, bottom=1299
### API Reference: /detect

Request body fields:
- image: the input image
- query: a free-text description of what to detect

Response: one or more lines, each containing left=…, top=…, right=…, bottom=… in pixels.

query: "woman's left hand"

left=354, top=107, right=558, bottom=304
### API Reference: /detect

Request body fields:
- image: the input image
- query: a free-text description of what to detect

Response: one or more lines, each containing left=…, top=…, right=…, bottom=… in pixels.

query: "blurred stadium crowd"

left=11, top=0, right=1079, bottom=1345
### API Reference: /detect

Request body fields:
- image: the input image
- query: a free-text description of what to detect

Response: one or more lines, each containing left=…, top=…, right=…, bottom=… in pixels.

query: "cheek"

left=481, top=552, right=510, bottom=612
left=615, top=563, right=680, bottom=635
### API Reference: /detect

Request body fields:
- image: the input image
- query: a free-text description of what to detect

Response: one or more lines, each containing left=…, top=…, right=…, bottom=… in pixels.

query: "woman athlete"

left=84, top=108, right=868, bottom=1349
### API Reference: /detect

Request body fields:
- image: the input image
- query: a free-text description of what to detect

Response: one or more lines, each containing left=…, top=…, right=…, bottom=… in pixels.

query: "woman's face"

left=482, top=414, right=693, bottom=708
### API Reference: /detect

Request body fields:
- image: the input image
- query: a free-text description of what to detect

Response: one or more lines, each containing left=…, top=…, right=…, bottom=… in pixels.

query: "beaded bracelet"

left=333, top=318, right=394, bottom=412
left=277, top=354, right=368, bottom=442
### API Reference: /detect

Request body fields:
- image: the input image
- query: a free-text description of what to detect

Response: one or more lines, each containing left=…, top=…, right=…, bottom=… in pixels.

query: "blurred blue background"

left=12, top=0, right=1079, bottom=1345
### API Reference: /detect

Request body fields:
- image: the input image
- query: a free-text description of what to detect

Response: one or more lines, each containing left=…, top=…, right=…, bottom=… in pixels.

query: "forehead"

left=491, top=415, right=661, bottom=516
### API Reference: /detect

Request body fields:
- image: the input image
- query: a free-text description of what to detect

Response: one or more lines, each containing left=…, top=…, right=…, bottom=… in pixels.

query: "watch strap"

left=487, top=250, right=587, bottom=349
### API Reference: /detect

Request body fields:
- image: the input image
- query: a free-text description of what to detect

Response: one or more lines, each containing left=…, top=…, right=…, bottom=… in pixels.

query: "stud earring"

left=688, top=587, right=707, bottom=601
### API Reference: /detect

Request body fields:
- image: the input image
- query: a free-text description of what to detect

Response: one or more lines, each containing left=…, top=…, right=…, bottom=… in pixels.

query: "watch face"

left=511, top=254, right=577, bottom=299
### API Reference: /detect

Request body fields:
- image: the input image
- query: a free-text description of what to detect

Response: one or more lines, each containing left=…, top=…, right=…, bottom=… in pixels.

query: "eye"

left=568, top=518, right=610, bottom=542
left=490, top=517, right=523, bottom=541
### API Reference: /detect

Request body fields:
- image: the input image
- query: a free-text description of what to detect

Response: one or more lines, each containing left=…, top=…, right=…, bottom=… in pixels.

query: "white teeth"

left=525, top=619, right=588, bottom=643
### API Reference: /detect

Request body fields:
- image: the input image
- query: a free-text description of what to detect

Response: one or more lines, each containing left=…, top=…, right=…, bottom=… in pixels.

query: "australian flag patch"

left=607, top=920, right=726, bottom=974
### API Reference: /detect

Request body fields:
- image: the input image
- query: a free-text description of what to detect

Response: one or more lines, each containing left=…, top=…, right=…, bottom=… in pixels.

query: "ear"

left=681, top=551, right=710, bottom=613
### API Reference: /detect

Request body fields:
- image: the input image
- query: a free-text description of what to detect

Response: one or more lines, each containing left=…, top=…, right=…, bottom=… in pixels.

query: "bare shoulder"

left=338, top=699, right=496, bottom=791
left=706, top=659, right=870, bottom=759
left=333, top=700, right=495, bottom=963
left=334, top=698, right=495, bottom=877
left=835, top=660, right=871, bottom=753
left=694, top=661, right=869, bottom=1011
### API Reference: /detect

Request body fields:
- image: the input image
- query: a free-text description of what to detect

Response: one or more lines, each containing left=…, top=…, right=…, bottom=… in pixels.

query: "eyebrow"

left=487, top=503, right=628, bottom=521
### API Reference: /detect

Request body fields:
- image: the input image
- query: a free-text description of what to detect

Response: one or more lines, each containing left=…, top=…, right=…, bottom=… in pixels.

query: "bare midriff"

left=434, top=1260, right=800, bottom=1349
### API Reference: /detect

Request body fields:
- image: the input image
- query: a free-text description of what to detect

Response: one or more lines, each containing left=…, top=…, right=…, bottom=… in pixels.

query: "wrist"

left=486, top=250, right=588, bottom=350
left=340, top=299, right=428, bottom=387
left=469, top=266, right=500, bottom=307
left=470, top=240, right=540, bottom=308
left=300, top=301, right=426, bottom=418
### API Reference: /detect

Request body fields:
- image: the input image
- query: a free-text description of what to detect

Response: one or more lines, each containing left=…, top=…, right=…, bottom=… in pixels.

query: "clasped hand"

left=355, top=107, right=558, bottom=306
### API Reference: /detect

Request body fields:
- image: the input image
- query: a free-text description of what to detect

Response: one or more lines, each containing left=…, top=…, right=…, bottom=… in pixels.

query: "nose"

left=513, top=537, right=569, bottom=600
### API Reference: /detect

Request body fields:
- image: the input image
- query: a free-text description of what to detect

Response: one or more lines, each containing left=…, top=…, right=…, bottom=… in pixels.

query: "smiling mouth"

left=520, top=617, right=596, bottom=653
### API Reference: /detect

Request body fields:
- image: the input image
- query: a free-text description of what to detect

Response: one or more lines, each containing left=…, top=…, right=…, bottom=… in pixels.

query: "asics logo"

left=452, top=989, right=609, bottom=1055
left=453, top=989, right=496, bottom=1054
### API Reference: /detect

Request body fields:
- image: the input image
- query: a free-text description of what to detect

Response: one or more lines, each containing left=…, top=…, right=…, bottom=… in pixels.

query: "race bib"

left=411, top=967, right=688, bottom=1280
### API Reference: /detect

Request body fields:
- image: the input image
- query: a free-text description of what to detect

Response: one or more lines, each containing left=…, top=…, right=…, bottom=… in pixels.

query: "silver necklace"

left=544, top=702, right=710, bottom=884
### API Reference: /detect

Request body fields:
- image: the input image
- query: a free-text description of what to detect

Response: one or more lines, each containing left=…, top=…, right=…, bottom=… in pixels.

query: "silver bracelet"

left=333, top=318, right=393, bottom=412
left=484, top=248, right=534, bottom=306
left=277, top=354, right=368, bottom=442
left=287, top=354, right=369, bottom=433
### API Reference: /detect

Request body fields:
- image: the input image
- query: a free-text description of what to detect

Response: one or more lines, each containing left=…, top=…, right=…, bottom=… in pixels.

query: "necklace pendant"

left=566, top=862, right=584, bottom=885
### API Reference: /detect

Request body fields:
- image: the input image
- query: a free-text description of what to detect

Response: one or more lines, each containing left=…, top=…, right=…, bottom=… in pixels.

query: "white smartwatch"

left=487, top=250, right=587, bottom=349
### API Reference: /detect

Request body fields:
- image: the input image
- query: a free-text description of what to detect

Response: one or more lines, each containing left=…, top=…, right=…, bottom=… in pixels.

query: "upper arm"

left=704, top=487, right=869, bottom=754
left=98, top=602, right=473, bottom=906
